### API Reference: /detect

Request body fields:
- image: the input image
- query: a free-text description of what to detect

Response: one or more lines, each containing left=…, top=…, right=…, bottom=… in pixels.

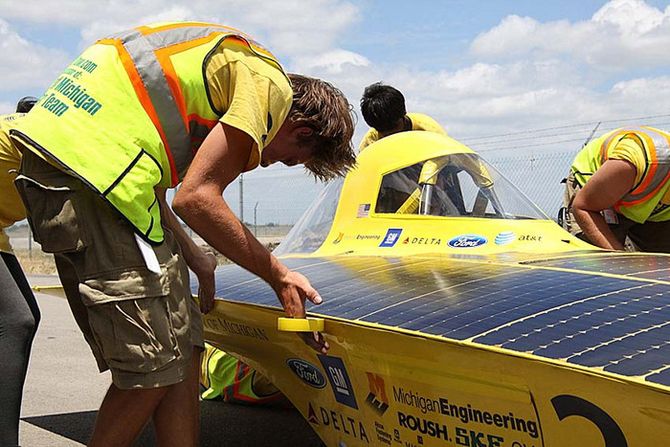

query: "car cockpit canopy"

left=276, top=132, right=548, bottom=256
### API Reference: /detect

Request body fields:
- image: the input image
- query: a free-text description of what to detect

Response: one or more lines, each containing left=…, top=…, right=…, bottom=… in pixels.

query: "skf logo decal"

left=286, top=359, right=326, bottom=389
left=365, top=372, right=389, bottom=415
left=380, top=228, right=403, bottom=247
left=494, top=231, right=516, bottom=245
left=333, top=232, right=344, bottom=244
left=318, top=355, right=358, bottom=409
left=447, top=234, right=487, bottom=248
left=308, top=402, right=319, bottom=425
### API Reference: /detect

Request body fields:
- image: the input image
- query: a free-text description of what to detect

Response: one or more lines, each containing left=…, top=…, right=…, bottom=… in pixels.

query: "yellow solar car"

left=204, top=131, right=669, bottom=447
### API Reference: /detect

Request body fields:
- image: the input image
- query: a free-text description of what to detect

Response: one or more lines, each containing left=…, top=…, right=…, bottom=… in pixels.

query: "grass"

left=14, top=249, right=58, bottom=275
left=14, top=242, right=280, bottom=275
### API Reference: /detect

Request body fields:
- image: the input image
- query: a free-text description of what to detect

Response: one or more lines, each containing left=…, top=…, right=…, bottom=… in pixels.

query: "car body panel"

left=201, top=132, right=670, bottom=446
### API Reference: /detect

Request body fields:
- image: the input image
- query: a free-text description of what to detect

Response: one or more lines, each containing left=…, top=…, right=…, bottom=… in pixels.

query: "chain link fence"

left=225, top=150, right=578, bottom=232
left=14, top=114, right=670, bottom=249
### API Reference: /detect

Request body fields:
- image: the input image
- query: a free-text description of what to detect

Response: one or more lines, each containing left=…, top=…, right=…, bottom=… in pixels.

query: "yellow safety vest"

left=11, top=22, right=287, bottom=244
left=200, top=344, right=287, bottom=406
left=571, top=126, right=670, bottom=223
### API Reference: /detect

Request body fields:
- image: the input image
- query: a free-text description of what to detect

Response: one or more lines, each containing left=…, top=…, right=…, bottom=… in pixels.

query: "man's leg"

left=89, top=385, right=168, bottom=447
left=0, top=253, right=40, bottom=447
left=152, top=349, right=202, bottom=447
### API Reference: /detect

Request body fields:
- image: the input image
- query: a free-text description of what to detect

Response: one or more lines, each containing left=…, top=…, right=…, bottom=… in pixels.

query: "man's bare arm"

left=572, top=159, right=636, bottom=250
left=156, top=187, right=217, bottom=313
left=172, top=123, right=324, bottom=321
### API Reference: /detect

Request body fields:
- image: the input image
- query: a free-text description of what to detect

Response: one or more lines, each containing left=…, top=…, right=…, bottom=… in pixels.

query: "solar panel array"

left=202, top=254, right=670, bottom=388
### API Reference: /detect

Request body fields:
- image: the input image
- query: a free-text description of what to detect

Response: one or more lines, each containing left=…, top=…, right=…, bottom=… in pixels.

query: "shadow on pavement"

left=23, top=401, right=324, bottom=446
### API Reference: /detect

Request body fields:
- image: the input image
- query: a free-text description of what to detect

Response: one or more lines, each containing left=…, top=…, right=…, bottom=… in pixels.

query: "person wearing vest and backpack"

left=11, top=22, right=355, bottom=447
left=562, top=126, right=670, bottom=252
left=0, top=98, right=40, bottom=447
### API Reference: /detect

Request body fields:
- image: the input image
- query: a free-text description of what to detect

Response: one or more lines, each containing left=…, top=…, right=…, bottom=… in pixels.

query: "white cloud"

left=1, top=0, right=360, bottom=56
left=0, top=19, right=70, bottom=92
left=470, top=0, right=670, bottom=71
left=3, top=0, right=670, bottom=145
left=292, top=49, right=370, bottom=74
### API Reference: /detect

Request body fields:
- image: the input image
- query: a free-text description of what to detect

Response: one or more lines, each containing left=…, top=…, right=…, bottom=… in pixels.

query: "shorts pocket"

left=81, top=254, right=183, bottom=374
left=88, top=295, right=180, bottom=374
left=14, top=174, right=88, bottom=253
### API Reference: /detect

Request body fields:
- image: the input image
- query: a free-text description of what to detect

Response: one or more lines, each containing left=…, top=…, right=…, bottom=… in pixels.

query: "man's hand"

left=271, top=269, right=329, bottom=354
left=189, top=250, right=218, bottom=314
left=270, top=270, right=322, bottom=317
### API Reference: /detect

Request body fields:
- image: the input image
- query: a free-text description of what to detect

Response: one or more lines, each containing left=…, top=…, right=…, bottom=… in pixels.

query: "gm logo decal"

left=287, top=359, right=326, bottom=389
left=380, top=228, right=403, bottom=247
left=447, top=234, right=488, bottom=248
left=318, top=355, right=358, bottom=409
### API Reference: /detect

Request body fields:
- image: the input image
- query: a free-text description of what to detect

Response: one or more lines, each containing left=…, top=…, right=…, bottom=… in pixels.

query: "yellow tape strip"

left=31, top=285, right=66, bottom=297
left=277, top=317, right=325, bottom=332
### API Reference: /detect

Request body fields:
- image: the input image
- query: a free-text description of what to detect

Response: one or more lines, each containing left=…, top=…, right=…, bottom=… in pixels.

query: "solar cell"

left=204, top=254, right=670, bottom=388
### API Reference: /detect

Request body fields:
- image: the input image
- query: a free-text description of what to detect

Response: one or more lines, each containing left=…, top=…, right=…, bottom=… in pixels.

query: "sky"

left=3, top=0, right=670, bottom=223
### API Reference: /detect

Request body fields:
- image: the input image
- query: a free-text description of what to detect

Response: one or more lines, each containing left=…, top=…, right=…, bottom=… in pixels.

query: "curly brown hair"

left=287, top=73, right=356, bottom=181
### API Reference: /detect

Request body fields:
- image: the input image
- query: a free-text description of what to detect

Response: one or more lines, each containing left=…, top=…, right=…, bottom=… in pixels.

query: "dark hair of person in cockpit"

left=360, top=82, right=411, bottom=137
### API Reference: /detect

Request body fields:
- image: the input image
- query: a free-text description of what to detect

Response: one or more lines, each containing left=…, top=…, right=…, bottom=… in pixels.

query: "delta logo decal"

left=308, top=402, right=319, bottom=425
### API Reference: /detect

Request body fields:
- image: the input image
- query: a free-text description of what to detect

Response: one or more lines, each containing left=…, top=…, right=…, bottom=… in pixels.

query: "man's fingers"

left=299, top=331, right=329, bottom=354
left=303, top=285, right=322, bottom=305
left=199, top=284, right=215, bottom=314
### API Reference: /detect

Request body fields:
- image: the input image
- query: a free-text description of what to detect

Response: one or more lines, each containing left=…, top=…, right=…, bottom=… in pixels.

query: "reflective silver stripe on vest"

left=603, top=127, right=670, bottom=204
left=106, top=25, right=243, bottom=178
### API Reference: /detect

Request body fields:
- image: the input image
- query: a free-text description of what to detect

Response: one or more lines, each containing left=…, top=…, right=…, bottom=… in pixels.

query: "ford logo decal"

left=447, top=234, right=488, bottom=248
left=287, top=358, right=326, bottom=388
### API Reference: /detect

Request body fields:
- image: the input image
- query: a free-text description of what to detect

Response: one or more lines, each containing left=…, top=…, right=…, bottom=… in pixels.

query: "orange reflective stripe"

left=100, top=23, right=284, bottom=183
left=599, top=129, right=629, bottom=164
left=620, top=170, right=670, bottom=206
left=138, top=22, right=244, bottom=36
left=98, top=38, right=179, bottom=184
left=188, top=114, right=219, bottom=127
left=154, top=33, right=222, bottom=135
left=628, top=131, right=657, bottom=197
left=616, top=127, right=670, bottom=208
left=154, top=50, right=188, bottom=132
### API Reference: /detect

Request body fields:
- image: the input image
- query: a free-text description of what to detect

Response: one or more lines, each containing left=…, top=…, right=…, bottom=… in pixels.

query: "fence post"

left=239, top=173, right=244, bottom=223
left=254, top=202, right=259, bottom=236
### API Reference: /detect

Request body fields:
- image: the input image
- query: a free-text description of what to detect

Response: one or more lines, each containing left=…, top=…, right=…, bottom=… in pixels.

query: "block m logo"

left=365, top=372, right=389, bottom=415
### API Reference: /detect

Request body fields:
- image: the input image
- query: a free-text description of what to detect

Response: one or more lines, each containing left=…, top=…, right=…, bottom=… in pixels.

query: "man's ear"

left=295, top=126, right=314, bottom=137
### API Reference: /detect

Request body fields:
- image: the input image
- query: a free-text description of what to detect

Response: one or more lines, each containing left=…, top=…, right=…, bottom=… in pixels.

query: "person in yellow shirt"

left=359, top=82, right=446, bottom=151
left=0, top=97, right=40, bottom=447
left=563, top=126, right=670, bottom=252
left=11, top=22, right=355, bottom=447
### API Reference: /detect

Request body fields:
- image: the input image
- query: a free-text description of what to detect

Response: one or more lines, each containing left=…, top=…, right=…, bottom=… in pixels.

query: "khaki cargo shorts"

left=16, top=151, right=203, bottom=389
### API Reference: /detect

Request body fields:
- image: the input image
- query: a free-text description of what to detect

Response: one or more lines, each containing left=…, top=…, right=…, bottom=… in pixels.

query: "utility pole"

left=254, top=202, right=259, bottom=236
left=239, top=173, right=244, bottom=223
left=583, top=121, right=601, bottom=148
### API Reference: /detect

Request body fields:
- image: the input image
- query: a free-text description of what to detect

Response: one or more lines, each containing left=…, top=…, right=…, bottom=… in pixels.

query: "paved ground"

left=20, top=276, right=322, bottom=447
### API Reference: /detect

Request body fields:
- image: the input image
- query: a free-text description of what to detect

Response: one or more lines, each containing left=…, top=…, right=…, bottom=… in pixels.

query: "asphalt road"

left=20, top=276, right=322, bottom=447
